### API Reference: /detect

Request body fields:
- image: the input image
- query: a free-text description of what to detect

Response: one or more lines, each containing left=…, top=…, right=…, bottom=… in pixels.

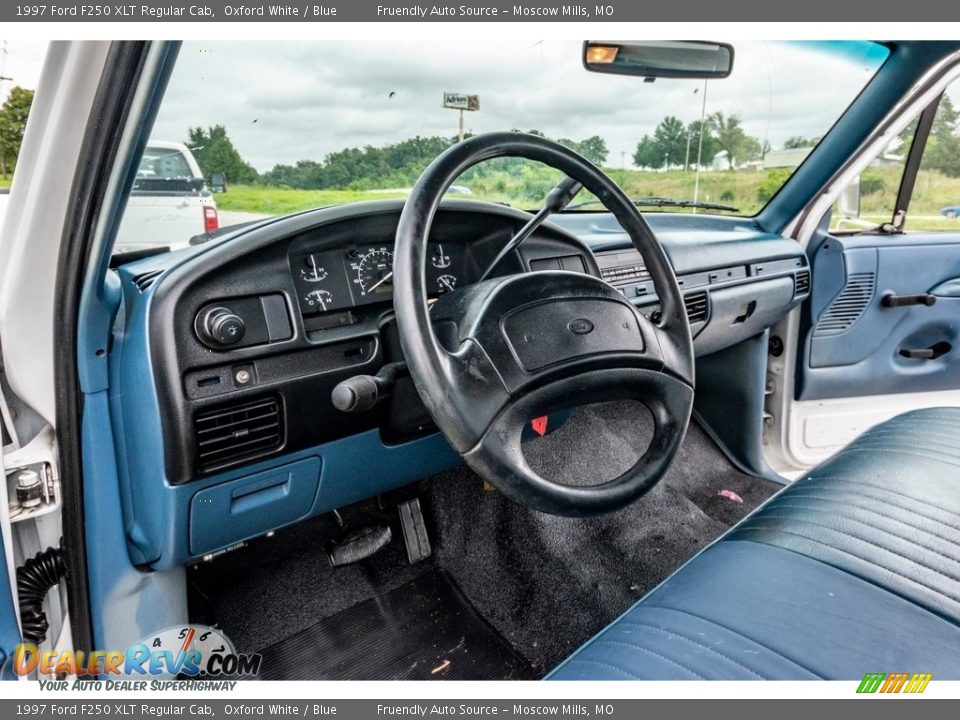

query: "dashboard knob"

left=198, top=306, right=246, bottom=347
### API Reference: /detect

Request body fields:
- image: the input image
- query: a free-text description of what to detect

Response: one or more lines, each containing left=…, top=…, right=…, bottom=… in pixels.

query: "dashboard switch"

left=198, top=306, right=246, bottom=348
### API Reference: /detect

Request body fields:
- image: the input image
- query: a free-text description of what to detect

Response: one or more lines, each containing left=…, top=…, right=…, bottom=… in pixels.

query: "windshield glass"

left=115, top=40, right=889, bottom=253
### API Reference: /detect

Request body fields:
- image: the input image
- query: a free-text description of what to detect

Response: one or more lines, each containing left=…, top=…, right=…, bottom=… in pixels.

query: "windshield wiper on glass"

left=566, top=196, right=739, bottom=213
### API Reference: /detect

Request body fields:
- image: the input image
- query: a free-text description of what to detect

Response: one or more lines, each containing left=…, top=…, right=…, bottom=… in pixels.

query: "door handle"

left=899, top=341, right=951, bottom=360
left=882, top=293, right=937, bottom=308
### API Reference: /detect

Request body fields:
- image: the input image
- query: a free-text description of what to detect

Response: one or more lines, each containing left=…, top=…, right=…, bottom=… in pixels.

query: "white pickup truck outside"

left=114, top=140, right=219, bottom=253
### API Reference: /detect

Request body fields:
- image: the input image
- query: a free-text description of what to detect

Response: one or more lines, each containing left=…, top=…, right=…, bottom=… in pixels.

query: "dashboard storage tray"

left=189, top=457, right=322, bottom=555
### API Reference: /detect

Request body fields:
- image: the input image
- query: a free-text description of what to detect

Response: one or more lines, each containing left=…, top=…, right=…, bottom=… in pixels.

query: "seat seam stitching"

left=759, top=500, right=960, bottom=555
left=590, top=639, right=707, bottom=679
left=613, top=621, right=765, bottom=678
left=562, top=658, right=642, bottom=680
left=738, top=514, right=960, bottom=584
left=838, top=446, right=960, bottom=468
left=783, top=488, right=960, bottom=530
left=635, top=602, right=823, bottom=678
left=798, top=478, right=960, bottom=518
left=729, top=524, right=960, bottom=605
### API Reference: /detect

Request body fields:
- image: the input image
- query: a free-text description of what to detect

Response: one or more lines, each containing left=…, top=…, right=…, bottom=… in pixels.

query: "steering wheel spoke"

left=395, top=131, right=695, bottom=516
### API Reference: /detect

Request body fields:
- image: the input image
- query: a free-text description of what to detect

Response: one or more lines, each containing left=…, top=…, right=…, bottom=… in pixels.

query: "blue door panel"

left=0, top=542, right=21, bottom=673
left=799, top=231, right=960, bottom=400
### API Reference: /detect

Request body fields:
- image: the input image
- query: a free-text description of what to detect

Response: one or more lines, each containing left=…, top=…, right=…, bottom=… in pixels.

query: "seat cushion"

left=549, top=408, right=960, bottom=680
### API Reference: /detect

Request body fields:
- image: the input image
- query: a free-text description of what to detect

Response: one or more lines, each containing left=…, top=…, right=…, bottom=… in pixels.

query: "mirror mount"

left=583, top=41, right=734, bottom=79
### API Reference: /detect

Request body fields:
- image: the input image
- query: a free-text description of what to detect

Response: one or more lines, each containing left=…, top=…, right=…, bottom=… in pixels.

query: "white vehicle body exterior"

left=113, top=140, right=218, bottom=253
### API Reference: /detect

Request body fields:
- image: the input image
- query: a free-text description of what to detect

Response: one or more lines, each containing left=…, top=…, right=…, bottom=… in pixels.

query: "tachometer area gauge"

left=304, top=288, right=334, bottom=311
left=436, top=274, right=457, bottom=293
left=300, top=253, right=329, bottom=282
left=355, top=247, right=394, bottom=297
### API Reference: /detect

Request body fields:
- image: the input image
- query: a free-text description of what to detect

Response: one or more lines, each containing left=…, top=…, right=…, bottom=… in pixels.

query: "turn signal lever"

left=331, top=362, right=407, bottom=413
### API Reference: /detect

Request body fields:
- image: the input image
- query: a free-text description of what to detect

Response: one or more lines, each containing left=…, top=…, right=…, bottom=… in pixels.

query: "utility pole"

left=692, top=79, right=709, bottom=213
left=458, top=109, right=464, bottom=143
left=0, top=39, right=10, bottom=179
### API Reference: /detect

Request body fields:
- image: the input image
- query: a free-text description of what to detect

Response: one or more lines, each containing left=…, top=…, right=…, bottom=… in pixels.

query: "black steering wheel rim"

left=394, top=131, right=694, bottom=516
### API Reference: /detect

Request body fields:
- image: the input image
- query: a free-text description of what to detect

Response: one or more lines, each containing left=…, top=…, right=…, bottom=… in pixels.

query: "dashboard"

left=110, top=199, right=809, bottom=568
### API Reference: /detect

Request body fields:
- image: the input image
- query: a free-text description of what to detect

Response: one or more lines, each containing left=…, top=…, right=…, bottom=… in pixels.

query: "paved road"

left=219, top=209, right=272, bottom=228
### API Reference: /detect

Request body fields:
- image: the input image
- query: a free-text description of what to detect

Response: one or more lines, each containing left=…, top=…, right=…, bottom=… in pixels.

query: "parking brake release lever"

left=331, top=362, right=407, bottom=413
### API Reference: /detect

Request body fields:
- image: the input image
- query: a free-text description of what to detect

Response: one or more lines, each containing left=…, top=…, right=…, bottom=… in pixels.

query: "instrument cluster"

left=291, top=242, right=468, bottom=318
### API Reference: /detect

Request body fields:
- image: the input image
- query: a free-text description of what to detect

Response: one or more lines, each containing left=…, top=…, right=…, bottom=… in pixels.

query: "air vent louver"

left=194, top=396, right=284, bottom=471
left=684, top=291, right=709, bottom=323
left=794, top=269, right=811, bottom=296
left=131, top=269, right=163, bottom=291
left=813, top=272, right=875, bottom=336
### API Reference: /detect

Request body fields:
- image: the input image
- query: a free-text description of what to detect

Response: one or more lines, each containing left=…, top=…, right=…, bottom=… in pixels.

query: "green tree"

left=652, top=116, right=688, bottom=168
left=707, top=112, right=761, bottom=168
left=633, top=134, right=662, bottom=169
left=686, top=119, right=720, bottom=168
left=187, top=125, right=258, bottom=184
left=558, top=135, right=609, bottom=166
left=0, top=86, right=35, bottom=178
left=784, top=136, right=820, bottom=149
left=922, top=94, right=960, bottom=177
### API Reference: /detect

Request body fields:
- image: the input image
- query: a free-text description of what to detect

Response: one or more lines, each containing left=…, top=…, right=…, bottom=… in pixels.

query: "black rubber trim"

left=894, top=92, right=941, bottom=227
left=54, top=41, right=155, bottom=653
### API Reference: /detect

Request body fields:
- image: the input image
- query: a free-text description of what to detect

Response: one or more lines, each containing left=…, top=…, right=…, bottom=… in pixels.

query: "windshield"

left=115, top=40, right=889, bottom=252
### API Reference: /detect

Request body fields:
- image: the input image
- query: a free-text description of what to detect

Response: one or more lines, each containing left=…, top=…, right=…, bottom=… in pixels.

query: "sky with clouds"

left=148, top=40, right=891, bottom=172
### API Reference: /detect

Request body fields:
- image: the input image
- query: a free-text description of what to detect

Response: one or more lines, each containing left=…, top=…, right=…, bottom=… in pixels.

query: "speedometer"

left=354, top=247, right=394, bottom=298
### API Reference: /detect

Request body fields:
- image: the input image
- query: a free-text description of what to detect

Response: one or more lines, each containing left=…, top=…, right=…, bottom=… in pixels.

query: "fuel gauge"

left=301, top=253, right=329, bottom=283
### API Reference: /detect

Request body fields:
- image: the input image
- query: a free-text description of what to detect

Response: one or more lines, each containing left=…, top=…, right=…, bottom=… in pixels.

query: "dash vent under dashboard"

left=683, top=290, right=709, bottom=323
left=194, top=395, right=285, bottom=472
left=131, top=269, right=163, bottom=291
left=794, top=269, right=811, bottom=297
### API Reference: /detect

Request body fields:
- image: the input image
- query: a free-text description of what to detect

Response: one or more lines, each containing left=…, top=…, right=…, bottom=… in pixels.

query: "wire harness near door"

left=17, top=547, right=66, bottom=645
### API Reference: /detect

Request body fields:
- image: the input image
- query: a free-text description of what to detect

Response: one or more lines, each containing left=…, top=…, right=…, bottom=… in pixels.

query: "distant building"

left=763, top=147, right=813, bottom=169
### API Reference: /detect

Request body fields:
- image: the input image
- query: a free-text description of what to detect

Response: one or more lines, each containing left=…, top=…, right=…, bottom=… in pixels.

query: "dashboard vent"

left=813, top=272, right=875, bottom=336
left=684, top=291, right=709, bottom=323
left=131, top=269, right=163, bottom=291
left=194, top=396, right=284, bottom=471
left=794, top=269, right=811, bottom=296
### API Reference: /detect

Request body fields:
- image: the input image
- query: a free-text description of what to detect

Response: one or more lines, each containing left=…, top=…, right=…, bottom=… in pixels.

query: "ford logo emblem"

left=568, top=318, right=594, bottom=335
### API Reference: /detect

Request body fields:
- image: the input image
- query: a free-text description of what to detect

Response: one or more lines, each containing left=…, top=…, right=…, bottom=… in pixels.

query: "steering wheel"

left=394, top=132, right=694, bottom=516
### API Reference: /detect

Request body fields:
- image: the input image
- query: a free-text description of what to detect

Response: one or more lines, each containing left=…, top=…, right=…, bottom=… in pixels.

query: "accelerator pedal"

left=398, top=498, right=432, bottom=564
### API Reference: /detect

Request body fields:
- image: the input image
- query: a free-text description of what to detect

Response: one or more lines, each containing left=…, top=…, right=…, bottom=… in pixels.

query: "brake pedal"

left=328, top=525, right=392, bottom=567
left=398, top=498, right=432, bottom=564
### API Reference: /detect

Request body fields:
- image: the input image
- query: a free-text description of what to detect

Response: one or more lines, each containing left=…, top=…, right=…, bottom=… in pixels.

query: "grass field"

left=216, top=167, right=788, bottom=217
left=215, top=186, right=410, bottom=215
left=217, top=163, right=960, bottom=233
left=0, top=176, right=11, bottom=189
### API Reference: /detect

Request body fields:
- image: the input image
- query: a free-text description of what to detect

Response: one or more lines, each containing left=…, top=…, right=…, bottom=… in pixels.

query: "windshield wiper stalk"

left=479, top=175, right=583, bottom=282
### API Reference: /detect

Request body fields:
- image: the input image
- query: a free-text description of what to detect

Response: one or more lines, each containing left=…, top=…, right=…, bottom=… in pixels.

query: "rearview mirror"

left=583, top=41, right=734, bottom=79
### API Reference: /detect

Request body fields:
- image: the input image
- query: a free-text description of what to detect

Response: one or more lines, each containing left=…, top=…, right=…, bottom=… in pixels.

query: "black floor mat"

left=255, top=570, right=534, bottom=680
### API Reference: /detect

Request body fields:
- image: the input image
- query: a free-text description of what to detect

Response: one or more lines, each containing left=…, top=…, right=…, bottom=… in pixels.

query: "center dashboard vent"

left=813, top=271, right=875, bottom=336
left=683, top=291, right=709, bottom=323
left=194, top=396, right=284, bottom=471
